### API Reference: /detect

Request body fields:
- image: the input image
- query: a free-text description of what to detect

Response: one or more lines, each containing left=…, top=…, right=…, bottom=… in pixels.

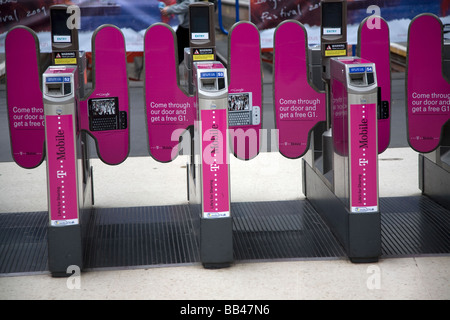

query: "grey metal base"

left=303, top=159, right=381, bottom=263
left=419, top=154, right=450, bottom=211
left=47, top=225, right=83, bottom=277
left=200, top=217, right=233, bottom=269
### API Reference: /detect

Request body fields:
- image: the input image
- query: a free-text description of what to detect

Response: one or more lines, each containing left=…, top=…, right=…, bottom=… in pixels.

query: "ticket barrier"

left=332, top=58, right=380, bottom=260
left=144, top=3, right=233, bottom=268
left=407, top=14, right=450, bottom=210
left=188, top=62, right=233, bottom=268
left=5, top=5, right=129, bottom=276
left=5, top=9, right=94, bottom=276
left=273, top=0, right=390, bottom=261
left=43, top=66, right=92, bottom=277
left=299, top=57, right=381, bottom=263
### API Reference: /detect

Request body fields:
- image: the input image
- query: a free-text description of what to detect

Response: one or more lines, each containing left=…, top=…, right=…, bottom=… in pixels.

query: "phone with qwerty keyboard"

left=88, top=97, right=127, bottom=131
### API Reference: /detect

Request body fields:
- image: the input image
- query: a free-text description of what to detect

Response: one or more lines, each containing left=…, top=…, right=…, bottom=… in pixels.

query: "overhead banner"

left=0, top=0, right=177, bottom=52
left=250, top=0, right=450, bottom=47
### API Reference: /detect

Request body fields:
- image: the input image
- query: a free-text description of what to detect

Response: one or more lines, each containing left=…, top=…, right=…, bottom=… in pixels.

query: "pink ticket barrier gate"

left=407, top=14, right=450, bottom=210
left=5, top=25, right=91, bottom=277
left=275, top=19, right=381, bottom=262
left=5, top=22, right=129, bottom=276
left=144, top=21, right=232, bottom=268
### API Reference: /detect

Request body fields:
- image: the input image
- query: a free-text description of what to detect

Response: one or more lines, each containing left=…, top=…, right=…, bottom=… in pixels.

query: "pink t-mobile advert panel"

left=78, top=25, right=130, bottom=165
left=144, top=23, right=196, bottom=163
left=228, top=22, right=262, bottom=160
left=274, top=21, right=326, bottom=159
left=6, top=26, right=45, bottom=169
left=46, top=115, right=79, bottom=226
left=350, top=104, right=378, bottom=213
left=201, top=109, right=230, bottom=218
left=407, top=14, right=450, bottom=153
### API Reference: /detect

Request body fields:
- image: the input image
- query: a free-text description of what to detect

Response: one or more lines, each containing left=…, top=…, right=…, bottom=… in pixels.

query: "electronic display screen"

left=90, top=98, right=118, bottom=116
left=51, top=9, right=72, bottom=43
left=322, top=2, right=343, bottom=35
left=190, top=6, right=210, bottom=40
left=228, top=93, right=251, bottom=112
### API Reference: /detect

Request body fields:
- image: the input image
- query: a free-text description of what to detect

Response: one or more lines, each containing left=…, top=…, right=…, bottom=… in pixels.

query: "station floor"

left=0, top=147, right=449, bottom=300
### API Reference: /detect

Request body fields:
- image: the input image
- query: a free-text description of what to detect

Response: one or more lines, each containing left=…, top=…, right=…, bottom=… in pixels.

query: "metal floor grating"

left=1, top=196, right=449, bottom=275
left=232, top=201, right=346, bottom=260
left=0, top=211, right=49, bottom=274
left=381, top=196, right=450, bottom=257
left=83, top=205, right=200, bottom=269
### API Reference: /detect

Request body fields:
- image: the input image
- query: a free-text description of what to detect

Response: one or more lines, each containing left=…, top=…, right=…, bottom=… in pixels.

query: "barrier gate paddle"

left=79, top=25, right=130, bottom=165
left=228, top=22, right=263, bottom=160
left=273, top=20, right=327, bottom=159
left=5, top=26, right=45, bottom=169
left=144, top=23, right=196, bottom=163
left=357, top=16, right=391, bottom=154
left=407, top=14, right=450, bottom=153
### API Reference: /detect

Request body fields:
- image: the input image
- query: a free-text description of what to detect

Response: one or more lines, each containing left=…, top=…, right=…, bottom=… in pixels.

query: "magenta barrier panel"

left=79, top=25, right=130, bottom=165
left=358, top=16, right=391, bottom=154
left=407, top=14, right=450, bottom=153
left=144, top=23, right=196, bottom=163
left=273, top=20, right=326, bottom=159
left=228, top=22, right=263, bottom=160
left=6, top=26, right=45, bottom=169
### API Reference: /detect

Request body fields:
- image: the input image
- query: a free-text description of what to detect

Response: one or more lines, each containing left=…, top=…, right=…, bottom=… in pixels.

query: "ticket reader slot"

left=190, top=62, right=232, bottom=268
left=200, top=76, right=226, bottom=91
left=347, top=67, right=375, bottom=87
left=45, top=81, right=73, bottom=97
